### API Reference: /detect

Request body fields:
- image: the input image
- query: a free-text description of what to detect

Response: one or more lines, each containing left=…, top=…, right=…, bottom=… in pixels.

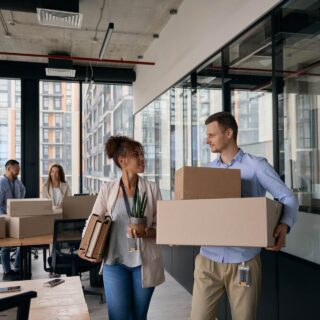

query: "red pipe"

left=0, top=51, right=155, bottom=66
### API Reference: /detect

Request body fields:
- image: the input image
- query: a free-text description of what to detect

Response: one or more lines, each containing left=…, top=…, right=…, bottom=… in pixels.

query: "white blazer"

left=87, top=176, right=165, bottom=288
left=41, top=182, right=72, bottom=206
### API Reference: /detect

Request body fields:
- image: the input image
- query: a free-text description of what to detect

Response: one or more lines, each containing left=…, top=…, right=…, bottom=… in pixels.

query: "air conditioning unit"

left=45, top=57, right=76, bottom=78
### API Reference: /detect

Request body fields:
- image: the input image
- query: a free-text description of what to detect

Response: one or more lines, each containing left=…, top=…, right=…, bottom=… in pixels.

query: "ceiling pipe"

left=0, top=0, right=79, bottom=13
left=0, top=51, right=155, bottom=66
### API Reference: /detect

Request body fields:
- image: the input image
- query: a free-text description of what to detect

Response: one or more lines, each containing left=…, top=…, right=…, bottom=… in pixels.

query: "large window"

left=82, top=83, right=133, bottom=194
left=0, top=79, right=21, bottom=175
left=39, top=81, right=80, bottom=194
left=133, top=0, right=320, bottom=265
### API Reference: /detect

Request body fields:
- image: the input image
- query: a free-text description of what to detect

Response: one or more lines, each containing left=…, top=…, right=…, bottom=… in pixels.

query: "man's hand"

left=77, top=248, right=101, bottom=263
left=266, top=223, right=288, bottom=251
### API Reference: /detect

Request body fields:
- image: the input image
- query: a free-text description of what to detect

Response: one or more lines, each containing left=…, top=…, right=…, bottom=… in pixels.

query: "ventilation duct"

left=0, top=0, right=79, bottom=13
left=37, top=8, right=82, bottom=29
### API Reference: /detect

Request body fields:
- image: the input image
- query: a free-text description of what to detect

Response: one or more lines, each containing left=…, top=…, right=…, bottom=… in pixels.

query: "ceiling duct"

left=0, top=0, right=82, bottom=29
left=45, top=56, right=76, bottom=78
left=0, top=0, right=79, bottom=13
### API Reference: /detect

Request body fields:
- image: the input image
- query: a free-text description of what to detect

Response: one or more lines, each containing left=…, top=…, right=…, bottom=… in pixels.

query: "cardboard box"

left=157, top=197, right=282, bottom=247
left=0, top=215, right=6, bottom=238
left=9, top=213, right=62, bottom=238
left=174, top=166, right=241, bottom=200
left=62, top=195, right=97, bottom=219
left=7, top=198, right=53, bottom=217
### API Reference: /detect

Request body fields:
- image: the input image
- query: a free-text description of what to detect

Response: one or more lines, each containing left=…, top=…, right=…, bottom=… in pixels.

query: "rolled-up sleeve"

left=256, top=159, right=299, bottom=229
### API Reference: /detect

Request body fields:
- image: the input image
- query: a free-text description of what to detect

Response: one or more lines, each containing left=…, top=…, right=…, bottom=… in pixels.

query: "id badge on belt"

left=238, top=262, right=251, bottom=287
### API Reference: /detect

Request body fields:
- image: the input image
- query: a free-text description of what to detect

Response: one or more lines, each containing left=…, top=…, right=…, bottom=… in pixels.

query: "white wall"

left=133, top=0, right=281, bottom=112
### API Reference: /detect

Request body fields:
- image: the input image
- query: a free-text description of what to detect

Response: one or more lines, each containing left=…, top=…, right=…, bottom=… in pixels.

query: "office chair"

left=10, top=248, right=38, bottom=262
left=48, top=219, right=104, bottom=303
left=0, top=291, right=37, bottom=320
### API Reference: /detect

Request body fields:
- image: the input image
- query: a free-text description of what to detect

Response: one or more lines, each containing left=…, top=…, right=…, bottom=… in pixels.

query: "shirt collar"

left=217, top=148, right=244, bottom=166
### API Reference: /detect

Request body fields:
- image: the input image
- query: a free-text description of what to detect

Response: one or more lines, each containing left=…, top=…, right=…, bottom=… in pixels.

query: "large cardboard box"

left=7, top=198, right=53, bottom=217
left=62, top=195, right=97, bottom=219
left=157, top=197, right=282, bottom=247
left=174, top=166, right=241, bottom=200
left=9, top=213, right=62, bottom=238
left=0, top=215, right=6, bottom=238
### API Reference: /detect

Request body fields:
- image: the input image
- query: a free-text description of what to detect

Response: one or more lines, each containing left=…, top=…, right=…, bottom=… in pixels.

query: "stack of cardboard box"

left=7, top=199, right=62, bottom=238
left=157, top=166, right=282, bottom=248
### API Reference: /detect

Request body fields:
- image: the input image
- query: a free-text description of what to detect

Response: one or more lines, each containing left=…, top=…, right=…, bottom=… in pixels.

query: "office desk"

left=0, top=276, right=90, bottom=320
left=0, top=234, right=53, bottom=280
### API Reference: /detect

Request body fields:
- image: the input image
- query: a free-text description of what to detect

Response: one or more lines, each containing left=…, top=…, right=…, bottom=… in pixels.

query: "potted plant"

left=129, top=190, right=148, bottom=237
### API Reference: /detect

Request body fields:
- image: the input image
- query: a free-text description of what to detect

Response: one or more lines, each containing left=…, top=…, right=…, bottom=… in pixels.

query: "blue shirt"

left=0, top=175, right=26, bottom=214
left=200, top=149, right=298, bottom=263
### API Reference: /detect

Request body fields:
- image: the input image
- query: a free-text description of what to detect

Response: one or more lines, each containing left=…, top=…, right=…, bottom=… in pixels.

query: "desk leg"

left=19, top=246, right=27, bottom=280
left=26, top=247, right=32, bottom=279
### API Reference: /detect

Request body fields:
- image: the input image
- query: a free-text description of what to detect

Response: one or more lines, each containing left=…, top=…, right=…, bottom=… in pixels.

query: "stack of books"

left=80, top=214, right=112, bottom=260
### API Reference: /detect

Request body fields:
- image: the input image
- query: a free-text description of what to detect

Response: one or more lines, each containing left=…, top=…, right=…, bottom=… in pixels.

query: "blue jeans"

left=0, top=247, right=20, bottom=273
left=103, top=264, right=155, bottom=320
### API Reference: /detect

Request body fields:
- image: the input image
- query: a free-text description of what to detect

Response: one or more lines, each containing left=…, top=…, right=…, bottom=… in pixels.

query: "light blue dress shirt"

left=200, top=149, right=299, bottom=263
left=0, top=175, right=26, bottom=214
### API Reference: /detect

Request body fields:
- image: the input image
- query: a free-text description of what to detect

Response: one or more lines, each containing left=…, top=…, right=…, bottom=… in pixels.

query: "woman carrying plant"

left=79, top=135, right=165, bottom=320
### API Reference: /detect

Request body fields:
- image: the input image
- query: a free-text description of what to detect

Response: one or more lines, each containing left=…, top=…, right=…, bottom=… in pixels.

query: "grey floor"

left=0, top=250, right=192, bottom=320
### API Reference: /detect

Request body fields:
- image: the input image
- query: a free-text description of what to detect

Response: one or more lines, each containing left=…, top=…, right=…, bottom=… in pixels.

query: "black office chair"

left=0, top=291, right=37, bottom=320
left=10, top=248, right=38, bottom=262
left=48, top=219, right=104, bottom=303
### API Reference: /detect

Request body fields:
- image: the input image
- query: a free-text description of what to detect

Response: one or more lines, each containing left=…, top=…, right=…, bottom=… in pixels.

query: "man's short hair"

left=205, top=112, right=238, bottom=141
left=5, top=159, right=19, bottom=168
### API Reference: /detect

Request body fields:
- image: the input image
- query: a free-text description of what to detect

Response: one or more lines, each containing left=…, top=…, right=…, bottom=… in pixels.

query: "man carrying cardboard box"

left=191, top=112, right=299, bottom=320
left=0, top=159, right=26, bottom=281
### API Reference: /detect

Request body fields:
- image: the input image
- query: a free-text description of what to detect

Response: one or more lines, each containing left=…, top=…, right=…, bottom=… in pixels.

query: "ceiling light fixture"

left=99, top=22, right=114, bottom=60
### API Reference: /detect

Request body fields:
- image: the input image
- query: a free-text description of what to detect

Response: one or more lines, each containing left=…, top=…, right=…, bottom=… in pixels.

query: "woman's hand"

left=77, top=248, right=101, bottom=263
left=127, top=226, right=139, bottom=238
left=127, top=227, right=156, bottom=238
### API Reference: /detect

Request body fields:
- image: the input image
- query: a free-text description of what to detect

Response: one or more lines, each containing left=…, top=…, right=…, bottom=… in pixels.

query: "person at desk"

left=41, top=164, right=71, bottom=210
left=0, top=159, right=26, bottom=281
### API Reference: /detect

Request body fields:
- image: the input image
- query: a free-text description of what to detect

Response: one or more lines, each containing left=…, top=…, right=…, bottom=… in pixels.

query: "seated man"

left=0, top=160, right=26, bottom=281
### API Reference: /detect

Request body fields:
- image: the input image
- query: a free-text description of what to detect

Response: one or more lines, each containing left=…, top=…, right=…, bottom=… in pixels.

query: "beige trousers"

left=191, top=254, right=261, bottom=320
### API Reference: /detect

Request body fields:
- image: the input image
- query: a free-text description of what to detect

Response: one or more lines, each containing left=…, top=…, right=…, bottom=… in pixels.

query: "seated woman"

left=41, top=164, right=71, bottom=278
left=41, top=164, right=71, bottom=211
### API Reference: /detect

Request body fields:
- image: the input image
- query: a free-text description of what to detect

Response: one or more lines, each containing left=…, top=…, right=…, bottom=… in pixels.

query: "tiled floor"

left=0, top=250, right=192, bottom=320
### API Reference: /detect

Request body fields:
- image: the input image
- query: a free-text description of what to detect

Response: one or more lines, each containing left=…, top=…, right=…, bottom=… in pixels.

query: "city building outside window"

left=82, top=83, right=133, bottom=193
left=39, top=81, right=80, bottom=194
left=0, top=79, right=21, bottom=175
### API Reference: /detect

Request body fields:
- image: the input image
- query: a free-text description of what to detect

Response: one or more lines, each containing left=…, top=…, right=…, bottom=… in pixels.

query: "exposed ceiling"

left=0, top=0, right=183, bottom=69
